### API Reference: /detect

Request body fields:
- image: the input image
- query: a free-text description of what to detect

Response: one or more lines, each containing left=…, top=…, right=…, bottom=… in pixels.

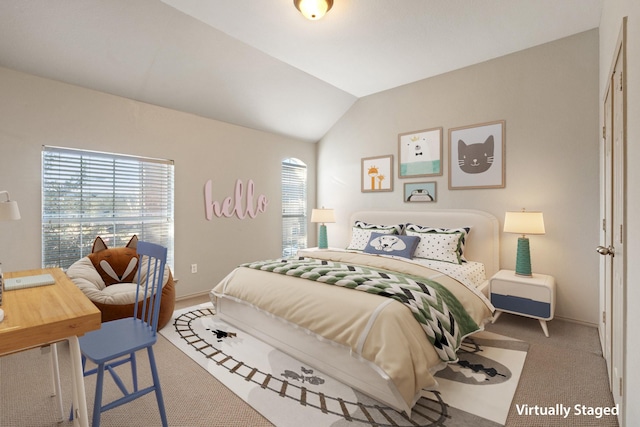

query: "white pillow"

left=346, top=221, right=404, bottom=251
left=405, top=224, right=471, bottom=264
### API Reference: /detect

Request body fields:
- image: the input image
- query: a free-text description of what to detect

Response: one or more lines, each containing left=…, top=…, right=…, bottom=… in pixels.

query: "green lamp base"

left=515, top=237, right=532, bottom=276
left=318, top=224, right=328, bottom=249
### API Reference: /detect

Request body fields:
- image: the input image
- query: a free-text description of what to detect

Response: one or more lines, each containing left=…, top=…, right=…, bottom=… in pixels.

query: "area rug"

left=160, top=303, right=528, bottom=427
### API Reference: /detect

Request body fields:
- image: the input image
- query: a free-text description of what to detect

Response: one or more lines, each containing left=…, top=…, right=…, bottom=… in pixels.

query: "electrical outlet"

left=191, top=264, right=197, bottom=274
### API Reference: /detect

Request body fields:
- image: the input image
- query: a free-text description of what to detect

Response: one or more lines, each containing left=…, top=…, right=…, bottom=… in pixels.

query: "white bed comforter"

left=211, top=249, right=494, bottom=412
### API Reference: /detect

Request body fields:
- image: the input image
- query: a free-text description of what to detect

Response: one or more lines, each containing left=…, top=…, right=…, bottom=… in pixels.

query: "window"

left=281, top=158, right=307, bottom=257
left=42, top=146, right=174, bottom=270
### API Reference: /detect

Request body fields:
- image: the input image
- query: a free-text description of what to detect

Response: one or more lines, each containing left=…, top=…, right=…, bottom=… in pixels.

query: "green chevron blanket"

left=242, top=257, right=480, bottom=362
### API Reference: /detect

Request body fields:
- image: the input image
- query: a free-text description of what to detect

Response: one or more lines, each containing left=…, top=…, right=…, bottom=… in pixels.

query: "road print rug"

left=160, top=303, right=528, bottom=427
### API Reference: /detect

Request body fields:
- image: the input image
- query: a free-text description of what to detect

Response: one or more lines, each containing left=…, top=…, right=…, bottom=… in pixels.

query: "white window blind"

left=42, top=146, right=174, bottom=270
left=281, top=158, right=307, bottom=257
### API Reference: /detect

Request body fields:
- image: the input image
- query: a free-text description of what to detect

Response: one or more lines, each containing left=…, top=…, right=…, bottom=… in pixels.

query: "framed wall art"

left=361, top=155, right=393, bottom=192
left=449, top=120, right=505, bottom=189
left=404, top=181, right=436, bottom=203
left=398, top=127, right=442, bottom=178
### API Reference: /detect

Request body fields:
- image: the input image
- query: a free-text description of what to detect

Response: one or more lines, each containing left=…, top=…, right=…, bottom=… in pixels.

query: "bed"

left=209, top=209, right=498, bottom=415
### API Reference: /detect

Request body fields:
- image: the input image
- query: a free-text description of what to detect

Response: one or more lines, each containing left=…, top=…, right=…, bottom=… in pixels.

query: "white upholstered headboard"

left=349, top=209, right=500, bottom=278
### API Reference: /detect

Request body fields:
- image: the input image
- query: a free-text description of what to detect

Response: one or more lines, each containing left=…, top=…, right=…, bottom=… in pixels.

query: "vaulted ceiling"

left=0, top=0, right=602, bottom=142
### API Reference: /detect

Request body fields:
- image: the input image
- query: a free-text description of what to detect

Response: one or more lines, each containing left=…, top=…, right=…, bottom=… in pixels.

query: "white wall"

left=0, top=66, right=316, bottom=298
left=599, top=1, right=640, bottom=425
left=317, top=30, right=600, bottom=324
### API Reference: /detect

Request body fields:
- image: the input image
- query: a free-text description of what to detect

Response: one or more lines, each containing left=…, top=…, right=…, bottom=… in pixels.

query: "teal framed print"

left=398, top=127, right=443, bottom=178
left=404, top=181, right=436, bottom=202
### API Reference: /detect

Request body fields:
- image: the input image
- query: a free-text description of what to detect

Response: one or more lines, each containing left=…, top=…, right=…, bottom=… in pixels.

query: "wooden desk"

left=0, top=268, right=101, bottom=427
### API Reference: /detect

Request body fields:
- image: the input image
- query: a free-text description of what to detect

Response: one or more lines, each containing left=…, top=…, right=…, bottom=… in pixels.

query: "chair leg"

left=131, top=352, right=138, bottom=392
left=147, top=347, right=168, bottom=427
left=92, top=363, right=106, bottom=427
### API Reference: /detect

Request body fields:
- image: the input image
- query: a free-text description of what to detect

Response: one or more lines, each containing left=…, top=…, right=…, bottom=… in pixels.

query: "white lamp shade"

left=0, top=191, right=21, bottom=221
left=504, top=211, right=545, bottom=235
left=311, top=208, right=335, bottom=224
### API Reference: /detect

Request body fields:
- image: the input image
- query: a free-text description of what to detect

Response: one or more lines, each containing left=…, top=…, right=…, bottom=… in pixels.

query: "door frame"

left=600, top=17, right=627, bottom=425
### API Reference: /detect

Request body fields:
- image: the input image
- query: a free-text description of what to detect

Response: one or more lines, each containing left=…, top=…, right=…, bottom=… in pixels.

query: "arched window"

left=281, top=158, right=307, bottom=257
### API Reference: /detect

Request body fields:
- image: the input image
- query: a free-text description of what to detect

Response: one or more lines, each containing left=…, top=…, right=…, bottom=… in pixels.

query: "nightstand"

left=489, top=269, right=556, bottom=337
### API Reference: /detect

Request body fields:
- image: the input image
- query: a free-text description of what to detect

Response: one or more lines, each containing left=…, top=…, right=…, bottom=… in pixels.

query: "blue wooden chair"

left=72, top=241, right=169, bottom=427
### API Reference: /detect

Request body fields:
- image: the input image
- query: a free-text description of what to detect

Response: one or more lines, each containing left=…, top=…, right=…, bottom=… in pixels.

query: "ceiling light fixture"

left=294, top=0, right=334, bottom=20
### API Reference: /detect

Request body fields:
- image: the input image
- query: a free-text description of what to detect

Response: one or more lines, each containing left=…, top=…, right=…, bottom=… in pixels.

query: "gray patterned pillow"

left=405, top=224, right=471, bottom=264
left=346, top=221, right=404, bottom=251
left=364, top=232, right=420, bottom=259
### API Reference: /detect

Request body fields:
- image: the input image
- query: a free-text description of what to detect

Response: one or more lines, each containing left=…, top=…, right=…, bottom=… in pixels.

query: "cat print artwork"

left=458, top=135, right=494, bottom=174
left=449, top=120, right=504, bottom=189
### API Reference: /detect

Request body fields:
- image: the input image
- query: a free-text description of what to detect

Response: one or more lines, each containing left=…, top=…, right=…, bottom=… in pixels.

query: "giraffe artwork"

left=361, top=155, right=393, bottom=192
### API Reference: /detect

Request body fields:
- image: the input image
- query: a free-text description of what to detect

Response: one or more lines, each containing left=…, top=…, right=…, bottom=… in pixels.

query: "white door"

left=610, top=39, right=625, bottom=417
left=600, top=80, right=613, bottom=383
left=598, top=18, right=626, bottom=424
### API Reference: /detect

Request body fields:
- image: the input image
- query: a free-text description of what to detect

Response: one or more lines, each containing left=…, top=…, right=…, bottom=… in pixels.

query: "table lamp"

left=0, top=191, right=21, bottom=322
left=311, top=208, right=335, bottom=249
left=503, top=209, right=545, bottom=277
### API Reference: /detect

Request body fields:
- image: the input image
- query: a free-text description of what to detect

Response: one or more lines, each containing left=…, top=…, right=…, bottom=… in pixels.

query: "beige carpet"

left=487, top=313, right=619, bottom=427
left=0, top=335, right=271, bottom=427
left=0, top=295, right=618, bottom=427
left=0, top=296, right=271, bottom=427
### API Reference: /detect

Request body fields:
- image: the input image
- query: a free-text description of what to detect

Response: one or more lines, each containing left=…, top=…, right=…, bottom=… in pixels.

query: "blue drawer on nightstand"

left=491, top=293, right=551, bottom=318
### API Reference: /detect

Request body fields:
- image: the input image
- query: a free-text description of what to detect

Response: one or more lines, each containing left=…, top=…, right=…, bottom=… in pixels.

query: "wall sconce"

left=503, top=209, right=545, bottom=276
left=0, top=191, right=21, bottom=221
left=311, top=208, right=335, bottom=249
left=0, top=190, right=21, bottom=322
left=294, top=0, right=334, bottom=20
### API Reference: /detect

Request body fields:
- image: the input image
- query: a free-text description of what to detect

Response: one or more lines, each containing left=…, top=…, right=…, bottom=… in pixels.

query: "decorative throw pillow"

left=346, top=221, right=405, bottom=251
left=405, top=225, right=471, bottom=264
left=87, top=235, right=139, bottom=286
left=364, top=232, right=420, bottom=259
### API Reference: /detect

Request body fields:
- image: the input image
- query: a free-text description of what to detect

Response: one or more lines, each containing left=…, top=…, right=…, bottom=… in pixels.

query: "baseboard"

left=175, top=289, right=211, bottom=302
left=554, top=314, right=597, bottom=328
